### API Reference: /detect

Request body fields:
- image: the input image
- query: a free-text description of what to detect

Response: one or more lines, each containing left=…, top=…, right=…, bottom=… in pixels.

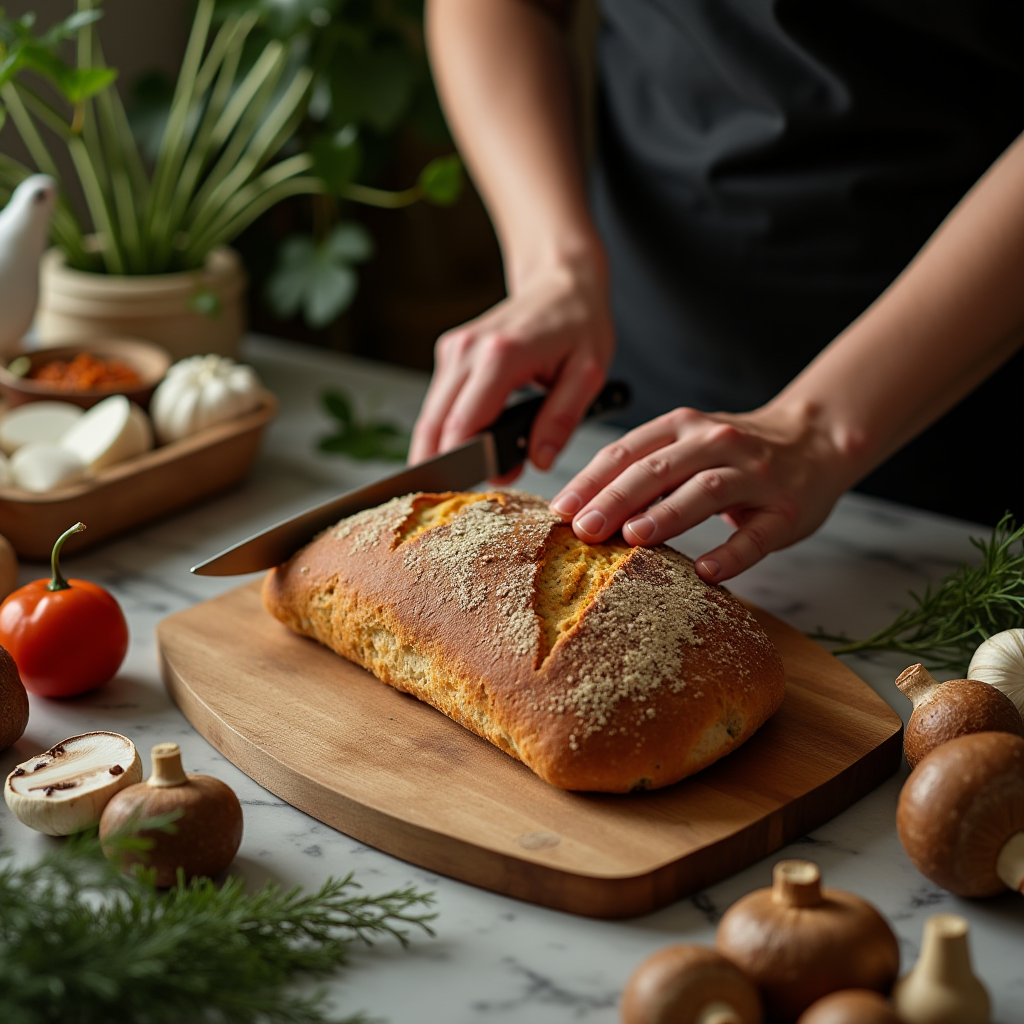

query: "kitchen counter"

left=1, top=336, right=1020, bottom=1023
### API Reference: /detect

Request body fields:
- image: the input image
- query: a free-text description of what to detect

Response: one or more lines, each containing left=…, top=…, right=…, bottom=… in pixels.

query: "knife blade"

left=191, top=380, right=630, bottom=576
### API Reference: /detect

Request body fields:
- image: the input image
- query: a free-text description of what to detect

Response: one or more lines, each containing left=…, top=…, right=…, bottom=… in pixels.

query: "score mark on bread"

left=263, top=491, right=785, bottom=792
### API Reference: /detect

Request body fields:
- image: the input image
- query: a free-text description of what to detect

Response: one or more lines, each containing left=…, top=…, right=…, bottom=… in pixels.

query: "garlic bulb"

left=150, top=354, right=263, bottom=444
left=968, top=630, right=1024, bottom=718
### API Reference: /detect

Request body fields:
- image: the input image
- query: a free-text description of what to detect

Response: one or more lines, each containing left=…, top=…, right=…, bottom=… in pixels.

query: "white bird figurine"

left=0, top=174, right=57, bottom=354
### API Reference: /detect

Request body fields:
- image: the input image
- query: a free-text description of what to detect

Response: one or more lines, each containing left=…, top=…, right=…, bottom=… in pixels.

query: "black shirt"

left=592, top=0, right=1024, bottom=523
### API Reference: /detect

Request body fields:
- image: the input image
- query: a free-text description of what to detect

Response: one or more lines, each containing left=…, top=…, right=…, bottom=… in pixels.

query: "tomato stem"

left=48, top=523, right=87, bottom=592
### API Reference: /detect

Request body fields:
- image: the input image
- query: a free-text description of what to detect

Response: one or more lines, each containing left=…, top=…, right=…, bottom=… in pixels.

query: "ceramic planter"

left=36, top=247, right=247, bottom=359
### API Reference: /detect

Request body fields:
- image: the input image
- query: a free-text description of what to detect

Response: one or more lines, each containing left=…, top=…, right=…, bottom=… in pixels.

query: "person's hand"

left=549, top=403, right=856, bottom=583
left=409, top=256, right=615, bottom=474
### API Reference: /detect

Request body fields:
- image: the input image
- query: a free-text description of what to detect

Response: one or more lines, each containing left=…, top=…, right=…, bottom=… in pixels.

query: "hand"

left=409, top=255, right=615, bottom=474
left=549, top=403, right=855, bottom=583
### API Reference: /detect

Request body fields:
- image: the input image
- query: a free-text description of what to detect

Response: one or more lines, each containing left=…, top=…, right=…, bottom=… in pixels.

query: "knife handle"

left=489, top=379, right=631, bottom=477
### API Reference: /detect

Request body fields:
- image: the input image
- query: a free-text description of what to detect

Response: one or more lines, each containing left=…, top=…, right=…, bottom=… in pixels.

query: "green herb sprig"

left=0, top=825, right=435, bottom=1024
left=817, top=513, right=1024, bottom=675
left=318, top=389, right=409, bottom=462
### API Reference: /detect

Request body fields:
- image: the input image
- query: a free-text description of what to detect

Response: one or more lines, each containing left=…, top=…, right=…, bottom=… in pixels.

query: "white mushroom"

left=4, top=731, right=143, bottom=835
left=59, top=395, right=152, bottom=471
left=0, top=400, right=83, bottom=454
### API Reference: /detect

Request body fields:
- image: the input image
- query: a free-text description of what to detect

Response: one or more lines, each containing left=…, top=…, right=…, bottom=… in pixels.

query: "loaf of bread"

left=263, top=490, right=785, bottom=792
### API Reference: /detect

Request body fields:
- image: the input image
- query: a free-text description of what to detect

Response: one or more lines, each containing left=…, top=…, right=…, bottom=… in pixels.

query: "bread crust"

left=263, top=490, right=785, bottom=792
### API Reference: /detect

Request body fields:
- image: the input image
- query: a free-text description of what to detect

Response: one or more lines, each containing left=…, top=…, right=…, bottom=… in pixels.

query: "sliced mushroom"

left=4, top=731, right=142, bottom=835
left=620, top=944, right=762, bottom=1024
left=796, top=990, right=901, bottom=1024
left=896, top=731, right=1024, bottom=897
left=894, top=664, right=1022, bottom=768
left=892, top=915, right=990, bottom=1024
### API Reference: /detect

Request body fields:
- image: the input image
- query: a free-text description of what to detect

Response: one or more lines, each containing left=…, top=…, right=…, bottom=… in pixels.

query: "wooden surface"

left=0, top=393, right=277, bottom=560
left=158, top=579, right=903, bottom=918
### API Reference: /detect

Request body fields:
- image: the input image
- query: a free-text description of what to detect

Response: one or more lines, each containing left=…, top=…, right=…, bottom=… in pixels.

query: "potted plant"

left=0, top=0, right=460, bottom=357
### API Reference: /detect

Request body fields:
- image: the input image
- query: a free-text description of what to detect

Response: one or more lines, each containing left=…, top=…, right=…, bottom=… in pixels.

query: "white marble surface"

left=1, top=335, right=1021, bottom=1023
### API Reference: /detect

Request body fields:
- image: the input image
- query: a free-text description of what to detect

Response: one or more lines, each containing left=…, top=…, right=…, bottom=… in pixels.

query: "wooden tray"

left=0, top=393, right=277, bottom=560
left=158, top=580, right=903, bottom=918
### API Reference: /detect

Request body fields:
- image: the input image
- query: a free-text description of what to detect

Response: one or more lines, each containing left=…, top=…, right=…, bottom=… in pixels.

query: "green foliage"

left=318, top=389, right=409, bottom=461
left=418, top=153, right=463, bottom=206
left=0, top=824, right=435, bottom=1024
left=266, top=222, right=373, bottom=327
left=818, top=513, right=1024, bottom=675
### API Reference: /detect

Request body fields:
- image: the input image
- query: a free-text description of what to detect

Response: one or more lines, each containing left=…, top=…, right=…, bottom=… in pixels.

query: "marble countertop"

left=1, top=336, right=1020, bottom=1023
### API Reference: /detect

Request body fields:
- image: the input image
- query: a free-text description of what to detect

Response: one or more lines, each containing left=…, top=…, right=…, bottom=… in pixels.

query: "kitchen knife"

left=190, top=380, right=631, bottom=576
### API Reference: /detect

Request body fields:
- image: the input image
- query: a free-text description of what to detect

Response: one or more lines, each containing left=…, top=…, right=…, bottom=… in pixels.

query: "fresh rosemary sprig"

left=817, top=513, right=1024, bottom=675
left=0, top=826, right=435, bottom=1024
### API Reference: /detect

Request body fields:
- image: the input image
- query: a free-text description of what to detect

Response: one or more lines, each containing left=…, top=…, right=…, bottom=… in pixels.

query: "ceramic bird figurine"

left=0, top=174, right=57, bottom=354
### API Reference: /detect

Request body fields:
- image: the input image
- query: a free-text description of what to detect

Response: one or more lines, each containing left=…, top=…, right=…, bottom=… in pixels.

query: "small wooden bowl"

left=0, top=338, right=172, bottom=410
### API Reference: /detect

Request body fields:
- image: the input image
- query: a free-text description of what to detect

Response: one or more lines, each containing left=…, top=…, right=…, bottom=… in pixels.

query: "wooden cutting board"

left=158, top=580, right=903, bottom=918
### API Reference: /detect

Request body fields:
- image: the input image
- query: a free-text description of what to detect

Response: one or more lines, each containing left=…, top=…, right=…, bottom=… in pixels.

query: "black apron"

left=593, top=0, right=1024, bottom=525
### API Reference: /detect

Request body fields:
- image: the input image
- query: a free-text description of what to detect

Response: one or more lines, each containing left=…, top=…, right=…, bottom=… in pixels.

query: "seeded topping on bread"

left=263, top=490, right=786, bottom=792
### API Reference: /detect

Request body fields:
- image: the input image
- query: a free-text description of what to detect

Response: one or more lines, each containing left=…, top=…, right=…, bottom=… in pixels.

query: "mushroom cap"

left=4, top=731, right=142, bottom=835
left=903, top=678, right=1023, bottom=768
left=0, top=644, right=28, bottom=751
left=796, top=990, right=900, bottom=1024
left=716, top=862, right=899, bottom=1023
left=100, top=772, right=243, bottom=886
left=896, top=731, right=1024, bottom=897
left=621, top=944, right=762, bottom=1024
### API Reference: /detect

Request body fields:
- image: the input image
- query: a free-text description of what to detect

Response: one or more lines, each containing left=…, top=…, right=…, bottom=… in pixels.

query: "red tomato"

left=0, top=523, right=129, bottom=698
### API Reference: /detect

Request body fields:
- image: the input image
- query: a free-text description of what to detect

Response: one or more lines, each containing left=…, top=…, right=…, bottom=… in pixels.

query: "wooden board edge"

left=159, top=620, right=905, bottom=919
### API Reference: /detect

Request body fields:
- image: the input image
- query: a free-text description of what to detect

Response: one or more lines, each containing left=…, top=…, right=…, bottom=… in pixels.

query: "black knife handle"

left=489, top=380, right=631, bottom=477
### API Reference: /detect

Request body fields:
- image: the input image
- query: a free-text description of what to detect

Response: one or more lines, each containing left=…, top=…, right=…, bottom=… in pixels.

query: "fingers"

left=550, top=410, right=696, bottom=519
left=409, top=348, right=469, bottom=463
left=528, top=352, right=607, bottom=470
left=693, top=509, right=794, bottom=583
left=438, top=334, right=536, bottom=453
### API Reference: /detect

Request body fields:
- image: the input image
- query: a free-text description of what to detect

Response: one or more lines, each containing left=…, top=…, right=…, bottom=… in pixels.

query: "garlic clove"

left=4, top=731, right=143, bottom=835
left=0, top=400, right=83, bottom=455
left=967, top=629, right=1024, bottom=719
left=60, top=395, right=153, bottom=471
left=10, top=442, right=87, bottom=493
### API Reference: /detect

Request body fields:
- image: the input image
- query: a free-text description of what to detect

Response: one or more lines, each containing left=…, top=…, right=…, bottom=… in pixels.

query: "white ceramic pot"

left=36, top=247, right=247, bottom=359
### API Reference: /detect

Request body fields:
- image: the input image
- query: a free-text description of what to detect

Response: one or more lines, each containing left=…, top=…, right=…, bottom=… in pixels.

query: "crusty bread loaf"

left=263, top=490, right=785, bottom=792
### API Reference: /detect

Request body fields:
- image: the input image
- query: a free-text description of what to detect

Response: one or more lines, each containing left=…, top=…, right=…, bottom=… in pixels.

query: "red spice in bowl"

left=30, top=353, right=142, bottom=392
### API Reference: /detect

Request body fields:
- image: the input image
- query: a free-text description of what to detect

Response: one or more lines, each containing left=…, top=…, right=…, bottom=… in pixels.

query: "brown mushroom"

left=0, top=644, right=27, bottom=752
left=894, top=664, right=1022, bottom=768
left=892, top=914, right=990, bottom=1024
left=896, top=731, right=1024, bottom=897
left=796, top=991, right=901, bottom=1024
left=621, top=945, right=762, bottom=1024
left=99, top=742, right=243, bottom=886
left=715, top=860, right=900, bottom=1023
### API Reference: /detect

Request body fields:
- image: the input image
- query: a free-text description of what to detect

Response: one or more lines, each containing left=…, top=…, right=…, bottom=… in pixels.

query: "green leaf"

left=265, top=227, right=365, bottom=328
left=418, top=153, right=463, bottom=206
left=325, top=221, right=373, bottom=263
left=328, top=40, right=415, bottom=134
left=310, top=125, right=362, bottom=193
left=60, top=66, right=118, bottom=105
left=323, top=389, right=354, bottom=428
left=189, top=287, right=222, bottom=317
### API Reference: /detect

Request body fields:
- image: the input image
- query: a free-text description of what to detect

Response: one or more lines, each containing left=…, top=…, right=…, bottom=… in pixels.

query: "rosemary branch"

left=815, top=513, right=1024, bottom=675
left=0, top=827, right=435, bottom=1024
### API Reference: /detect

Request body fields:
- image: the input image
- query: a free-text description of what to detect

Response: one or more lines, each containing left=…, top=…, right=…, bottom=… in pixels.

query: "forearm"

left=425, top=0, right=604, bottom=289
left=776, top=131, right=1024, bottom=487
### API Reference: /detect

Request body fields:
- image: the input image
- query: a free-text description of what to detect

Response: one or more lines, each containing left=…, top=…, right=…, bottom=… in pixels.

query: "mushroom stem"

left=895, top=664, right=940, bottom=705
left=772, top=859, right=823, bottom=907
left=698, top=1003, right=743, bottom=1024
left=148, top=743, right=188, bottom=788
left=995, top=831, right=1024, bottom=893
